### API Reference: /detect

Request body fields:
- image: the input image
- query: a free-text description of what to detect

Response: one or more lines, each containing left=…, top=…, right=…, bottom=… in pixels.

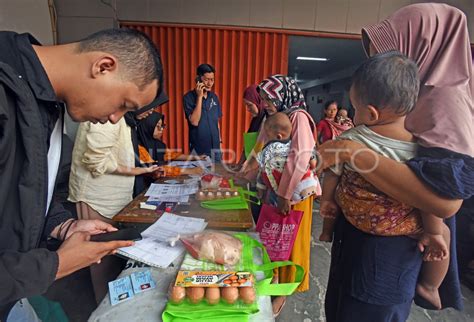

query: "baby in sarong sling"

left=319, top=51, right=450, bottom=310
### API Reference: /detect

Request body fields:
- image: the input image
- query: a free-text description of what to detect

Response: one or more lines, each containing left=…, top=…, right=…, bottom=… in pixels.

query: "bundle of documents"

left=144, top=181, right=199, bottom=204
left=117, top=213, right=207, bottom=268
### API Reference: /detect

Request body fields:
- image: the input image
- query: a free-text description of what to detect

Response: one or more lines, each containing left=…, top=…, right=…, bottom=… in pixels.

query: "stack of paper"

left=168, top=157, right=212, bottom=169
left=144, top=182, right=199, bottom=203
left=147, top=195, right=189, bottom=204
left=117, top=213, right=207, bottom=268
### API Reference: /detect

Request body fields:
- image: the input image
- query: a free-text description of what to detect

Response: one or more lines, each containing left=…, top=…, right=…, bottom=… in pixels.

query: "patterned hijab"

left=362, top=3, right=474, bottom=156
left=258, top=75, right=307, bottom=114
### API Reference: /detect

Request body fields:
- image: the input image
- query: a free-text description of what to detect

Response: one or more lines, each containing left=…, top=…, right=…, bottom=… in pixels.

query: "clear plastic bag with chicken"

left=180, top=231, right=242, bottom=266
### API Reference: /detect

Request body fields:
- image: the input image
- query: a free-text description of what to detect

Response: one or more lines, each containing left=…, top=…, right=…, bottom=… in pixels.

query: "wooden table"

left=113, top=164, right=254, bottom=231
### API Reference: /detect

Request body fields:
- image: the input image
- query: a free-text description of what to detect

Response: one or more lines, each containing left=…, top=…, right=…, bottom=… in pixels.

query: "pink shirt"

left=277, top=110, right=316, bottom=200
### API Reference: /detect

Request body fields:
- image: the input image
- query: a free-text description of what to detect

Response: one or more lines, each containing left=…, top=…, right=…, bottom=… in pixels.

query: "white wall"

left=0, top=0, right=54, bottom=44
left=54, top=0, right=474, bottom=43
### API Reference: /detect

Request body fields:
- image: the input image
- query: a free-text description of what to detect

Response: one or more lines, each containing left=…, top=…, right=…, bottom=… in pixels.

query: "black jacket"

left=0, top=32, right=71, bottom=319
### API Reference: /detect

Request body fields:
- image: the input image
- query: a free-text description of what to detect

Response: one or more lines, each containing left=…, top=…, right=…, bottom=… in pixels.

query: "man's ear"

left=91, top=55, right=117, bottom=78
left=276, top=133, right=283, bottom=140
left=367, top=105, right=380, bottom=122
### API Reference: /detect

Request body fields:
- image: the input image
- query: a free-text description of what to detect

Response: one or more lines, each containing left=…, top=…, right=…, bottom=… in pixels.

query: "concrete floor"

left=278, top=206, right=474, bottom=322
left=45, top=203, right=474, bottom=322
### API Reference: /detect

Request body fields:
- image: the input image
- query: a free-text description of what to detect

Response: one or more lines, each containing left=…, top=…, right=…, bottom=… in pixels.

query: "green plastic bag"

left=243, top=132, right=258, bottom=158
left=162, top=298, right=258, bottom=322
left=162, top=234, right=304, bottom=322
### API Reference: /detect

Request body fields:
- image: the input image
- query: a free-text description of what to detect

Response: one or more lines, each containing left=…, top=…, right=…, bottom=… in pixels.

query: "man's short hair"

left=351, top=51, right=419, bottom=115
left=197, top=63, right=215, bottom=76
left=76, top=28, right=163, bottom=90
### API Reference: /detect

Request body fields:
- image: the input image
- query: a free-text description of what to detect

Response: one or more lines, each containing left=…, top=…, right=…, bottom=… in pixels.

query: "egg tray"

left=195, top=188, right=240, bottom=201
left=169, top=284, right=257, bottom=305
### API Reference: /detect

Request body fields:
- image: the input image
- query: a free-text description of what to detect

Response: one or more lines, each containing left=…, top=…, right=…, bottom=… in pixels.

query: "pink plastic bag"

left=255, top=204, right=304, bottom=261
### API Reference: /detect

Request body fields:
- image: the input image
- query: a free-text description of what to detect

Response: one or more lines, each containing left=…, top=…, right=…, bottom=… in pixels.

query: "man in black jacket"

left=0, top=28, right=163, bottom=319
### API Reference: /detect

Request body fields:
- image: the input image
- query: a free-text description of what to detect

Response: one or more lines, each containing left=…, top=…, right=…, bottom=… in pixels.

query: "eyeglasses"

left=157, top=124, right=166, bottom=130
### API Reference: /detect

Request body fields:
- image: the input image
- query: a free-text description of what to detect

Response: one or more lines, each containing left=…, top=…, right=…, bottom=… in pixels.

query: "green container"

left=162, top=234, right=304, bottom=322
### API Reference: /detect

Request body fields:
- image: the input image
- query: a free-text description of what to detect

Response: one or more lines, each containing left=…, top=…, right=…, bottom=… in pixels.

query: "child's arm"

left=417, top=212, right=449, bottom=261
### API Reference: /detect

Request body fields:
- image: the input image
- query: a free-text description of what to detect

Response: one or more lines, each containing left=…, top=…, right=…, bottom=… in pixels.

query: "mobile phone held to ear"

left=90, top=228, right=142, bottom=242
left=195, top=75, right=201, bottom=84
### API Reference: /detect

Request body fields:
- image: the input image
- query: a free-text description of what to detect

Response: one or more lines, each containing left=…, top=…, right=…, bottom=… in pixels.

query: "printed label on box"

left=175, top=271, right=253, bottom=287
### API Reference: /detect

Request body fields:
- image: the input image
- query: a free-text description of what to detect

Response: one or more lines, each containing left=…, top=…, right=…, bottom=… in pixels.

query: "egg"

left=169, top=286, right=186, bottom=304
left=207, top=191, right=214, bottom=199
left=239, top=287, right=256, bottom=304
left=205, top=287, right=221, bottom=305
left=186, top=287, right=205, bottom=304
left=225, top=191, right=231, bottom=197
left=229, top=275, right=238, bottom=281
left=221, top=287, right=239, bottom=304
left=216, top=191, right=223, bottom=199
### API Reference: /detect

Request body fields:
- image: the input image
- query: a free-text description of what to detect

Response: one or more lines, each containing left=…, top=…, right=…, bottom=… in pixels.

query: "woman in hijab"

left=137, top=111, right=206, bottom=163
left=137, top=111, right=168, bottom=163
left=235, top=85, right=267, bottom=168
left=257, top=75, right=321, bottom=313
left=244, top=84, right=267, bottom=133
left=318, top=3, right=472, bottom=321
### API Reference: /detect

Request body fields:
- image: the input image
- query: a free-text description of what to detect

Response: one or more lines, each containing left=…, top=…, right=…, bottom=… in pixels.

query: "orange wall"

left=123, top=23, right=289, bottom=161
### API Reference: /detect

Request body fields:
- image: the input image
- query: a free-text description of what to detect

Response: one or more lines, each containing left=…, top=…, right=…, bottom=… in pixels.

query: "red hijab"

left=243, top=85, right=266, bottom=133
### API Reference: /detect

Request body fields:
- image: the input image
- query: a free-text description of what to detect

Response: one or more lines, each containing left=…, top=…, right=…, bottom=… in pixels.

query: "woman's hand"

left=139, top=165, right=159, bottom=174
left=320, top=200, right=340, bottom=219
left=277, top=196, right=291, bottom=215
left=417, top=232, right=449, bottom=261
left=237, top=158, right=258, bottom=178
left=315, top=140, right=364, bottom=175
left=114, top=165, right=159, bottom=176
left=151, top=166, right=165, bottom=179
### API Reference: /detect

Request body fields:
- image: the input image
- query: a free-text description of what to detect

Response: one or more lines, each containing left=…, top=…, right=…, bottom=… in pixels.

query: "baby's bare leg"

left=416, top=222, right=450, bottom=310
left=320, top=217, right=336, bottom=242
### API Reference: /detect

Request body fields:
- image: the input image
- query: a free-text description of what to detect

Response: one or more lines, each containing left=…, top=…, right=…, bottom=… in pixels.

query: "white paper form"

left=144, top=182, right=198, bottom=197
left=117, top=213, right=207, bottom=268
left=141, top=212, right=206, bottom=241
